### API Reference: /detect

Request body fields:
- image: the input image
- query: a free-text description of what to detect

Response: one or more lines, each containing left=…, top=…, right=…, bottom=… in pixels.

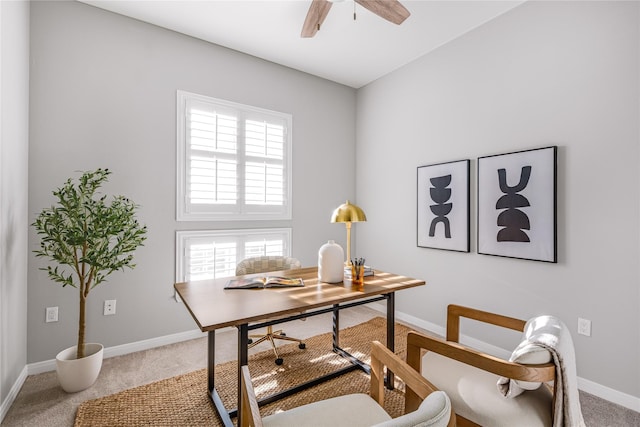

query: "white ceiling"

left=80, top=0, right=525, bottom=88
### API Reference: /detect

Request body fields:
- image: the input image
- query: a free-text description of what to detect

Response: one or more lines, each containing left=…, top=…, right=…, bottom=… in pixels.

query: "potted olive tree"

left=33, top=168, right=147, bottom=392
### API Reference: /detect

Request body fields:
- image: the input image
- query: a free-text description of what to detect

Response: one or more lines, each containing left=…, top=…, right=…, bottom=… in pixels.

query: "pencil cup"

left=351, top=265, right=364, bottom=287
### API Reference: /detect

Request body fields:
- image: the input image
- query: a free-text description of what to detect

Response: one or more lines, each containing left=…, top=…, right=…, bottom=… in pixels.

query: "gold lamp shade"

left=331, top=200, right=367, bottom=223
left=331, top=200, right=366, bottom=266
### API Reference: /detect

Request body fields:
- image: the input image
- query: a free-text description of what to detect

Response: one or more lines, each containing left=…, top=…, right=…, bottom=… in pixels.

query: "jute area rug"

left=74, top=317, right=413, bottom=426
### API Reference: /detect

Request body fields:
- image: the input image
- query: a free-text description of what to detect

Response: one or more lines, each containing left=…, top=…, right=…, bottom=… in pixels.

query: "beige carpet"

left=74, top=317, right=411, bottom=426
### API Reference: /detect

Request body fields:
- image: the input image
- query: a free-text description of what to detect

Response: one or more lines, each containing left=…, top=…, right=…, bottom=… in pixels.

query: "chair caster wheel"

left=275, top=358, right=284, bottom=365
left=299, top=343, right=306, bottom=349
left=247, top=339, right=253, bottom=344
left=281, top=332, right=286, bottom=336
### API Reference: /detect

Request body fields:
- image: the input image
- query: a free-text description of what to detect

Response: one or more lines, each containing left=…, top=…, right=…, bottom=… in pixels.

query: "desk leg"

left=209, top=331, right=234, bottom=427
left=208, top=331, right=215, bottom=394
left=386, top=292, right=395, bottom=389
left=237, top=323, right=249, bottom=427
left=332, top=304, right=340, bottom=350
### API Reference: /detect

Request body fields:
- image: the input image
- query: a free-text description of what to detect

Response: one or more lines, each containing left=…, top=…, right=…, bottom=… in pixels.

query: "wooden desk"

left=174, top=266, right=425, bottom=427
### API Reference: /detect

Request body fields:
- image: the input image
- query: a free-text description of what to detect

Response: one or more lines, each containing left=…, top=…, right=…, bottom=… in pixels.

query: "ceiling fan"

left=301, top=0, right=411, bottom=38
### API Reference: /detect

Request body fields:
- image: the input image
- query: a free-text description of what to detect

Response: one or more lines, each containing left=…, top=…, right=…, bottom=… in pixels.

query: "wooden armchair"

left=240, top=340, right=456, bottom=427
left=406, top=305, right=559, bottom=427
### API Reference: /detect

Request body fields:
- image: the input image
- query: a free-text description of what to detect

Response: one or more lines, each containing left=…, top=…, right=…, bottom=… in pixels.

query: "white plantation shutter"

left=184, top=238, right=237, bottom=281
left=245, top=117, right=286, bottom=207
left=187, top=104, right=238, bottom=206
left=177, top=91, right=292, bottom=221
left=244, top=238, right=285, bottom=259
left=176, top=229, right=292, bottom=282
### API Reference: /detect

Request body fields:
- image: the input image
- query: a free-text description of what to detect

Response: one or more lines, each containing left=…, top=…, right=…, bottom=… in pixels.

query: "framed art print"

left=417, top=159, right=470, bottom=252
left=477, top=146, right=557, bottom=262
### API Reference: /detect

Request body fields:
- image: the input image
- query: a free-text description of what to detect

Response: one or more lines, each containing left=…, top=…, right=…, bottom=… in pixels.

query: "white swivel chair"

left=235, top=256, right=306, bottom=365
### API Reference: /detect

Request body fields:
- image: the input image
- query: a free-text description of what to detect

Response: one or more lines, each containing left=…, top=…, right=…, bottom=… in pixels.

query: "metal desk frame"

left=208, top=293, right=395, bottom=427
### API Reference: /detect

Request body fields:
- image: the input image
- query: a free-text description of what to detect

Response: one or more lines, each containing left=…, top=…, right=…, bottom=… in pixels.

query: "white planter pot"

left=55, top=343, right=104, bottom=393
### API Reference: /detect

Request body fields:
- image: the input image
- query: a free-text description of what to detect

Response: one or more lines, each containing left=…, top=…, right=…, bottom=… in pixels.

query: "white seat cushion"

left=422, top=352, right=553, bottom=427
left=263, top=393, right=391, bottom=427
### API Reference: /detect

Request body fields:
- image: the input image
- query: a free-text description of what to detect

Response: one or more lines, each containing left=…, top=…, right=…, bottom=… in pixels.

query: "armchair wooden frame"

left=405, top=304, right=556, bottom=427
left=241, top=340, right=456, bottom=427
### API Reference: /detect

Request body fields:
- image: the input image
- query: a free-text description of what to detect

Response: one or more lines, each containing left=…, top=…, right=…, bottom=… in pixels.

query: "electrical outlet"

left=46, top=306, right=58, bottom=323
left=104, top=299, right=117, bottom=316
left=577, top=317, right=591, bottom=336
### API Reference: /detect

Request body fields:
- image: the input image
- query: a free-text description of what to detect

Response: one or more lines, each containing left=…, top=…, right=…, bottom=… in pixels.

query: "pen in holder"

left=351, top=258, right=365, bottom=287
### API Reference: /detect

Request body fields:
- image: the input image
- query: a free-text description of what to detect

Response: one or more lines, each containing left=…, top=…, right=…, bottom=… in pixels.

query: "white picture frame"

left=417, top=159, right=470, bottom=252
left=477, top=146, right=557, bottom=262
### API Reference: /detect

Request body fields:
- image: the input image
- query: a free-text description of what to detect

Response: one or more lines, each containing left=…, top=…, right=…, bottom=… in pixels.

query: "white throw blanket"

left=497, top=315, right=586, bottom=427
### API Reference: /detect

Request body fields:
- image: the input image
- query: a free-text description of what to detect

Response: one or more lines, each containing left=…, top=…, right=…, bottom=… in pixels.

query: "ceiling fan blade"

left=354, top=0, right=410, bottom=25
left=301, top=0, right=333, bottom=38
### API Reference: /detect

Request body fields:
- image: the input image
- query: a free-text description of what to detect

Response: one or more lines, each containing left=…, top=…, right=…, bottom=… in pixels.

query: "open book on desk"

left=224, top=276, right=304, bottom=290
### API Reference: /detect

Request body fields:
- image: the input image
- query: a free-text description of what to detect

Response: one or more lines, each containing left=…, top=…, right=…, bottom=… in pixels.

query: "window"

left=175, top=229, right=292, bottom=282
left=177, top=91, right=292, bottom=221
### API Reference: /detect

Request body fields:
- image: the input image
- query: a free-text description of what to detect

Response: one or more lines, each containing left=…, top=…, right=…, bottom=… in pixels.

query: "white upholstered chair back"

left=235, top=256, right=302, bottom=276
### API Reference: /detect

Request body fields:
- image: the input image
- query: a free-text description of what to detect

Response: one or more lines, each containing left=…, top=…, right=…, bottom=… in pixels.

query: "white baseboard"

left=27, top=328, right=207, bottom=376
left=369, top=302, right=640, bottom=412
left=578, top=377, right=640, bottom=412
left=102, top=329, right=207, bottom=360
left=0, top=366, right=28, bottom=423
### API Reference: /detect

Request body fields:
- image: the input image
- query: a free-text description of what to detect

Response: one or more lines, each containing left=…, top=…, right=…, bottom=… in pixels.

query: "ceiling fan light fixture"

left=302, top=0, right=410, bottom=38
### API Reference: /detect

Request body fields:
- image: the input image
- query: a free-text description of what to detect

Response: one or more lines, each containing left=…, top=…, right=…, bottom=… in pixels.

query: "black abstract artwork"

left=496, top=166, right=531, bottom=242
left=478, top=146, right=557, bottom=263
left=429, top=175, right=452, bottom=238
left=417, top=160, right=469, bottom=252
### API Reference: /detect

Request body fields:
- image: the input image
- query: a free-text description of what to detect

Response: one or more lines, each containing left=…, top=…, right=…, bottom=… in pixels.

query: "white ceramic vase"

left=55, top=343, right=104, bottom=393
left=318, top=240, right=344, bottom=283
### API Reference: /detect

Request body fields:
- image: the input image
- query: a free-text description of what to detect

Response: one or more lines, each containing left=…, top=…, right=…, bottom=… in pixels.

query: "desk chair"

left=235, top=256, right=306, bottom=365
left=240, top=340, right=456, bottom=427
left=406, top=305, right=584, bottom=427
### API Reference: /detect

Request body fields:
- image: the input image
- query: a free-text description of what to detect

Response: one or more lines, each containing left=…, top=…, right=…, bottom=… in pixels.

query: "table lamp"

left=330, top=200, right=367, bottom=266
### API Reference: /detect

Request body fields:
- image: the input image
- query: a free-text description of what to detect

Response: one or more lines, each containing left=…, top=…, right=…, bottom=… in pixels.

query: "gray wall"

left=356, top=0, right=639, bottom=399
left=0, top=0, right=29, bottom=410
left=16, top=0, right=640, bottom=410
left=28, top=1, right=356, bottom=363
